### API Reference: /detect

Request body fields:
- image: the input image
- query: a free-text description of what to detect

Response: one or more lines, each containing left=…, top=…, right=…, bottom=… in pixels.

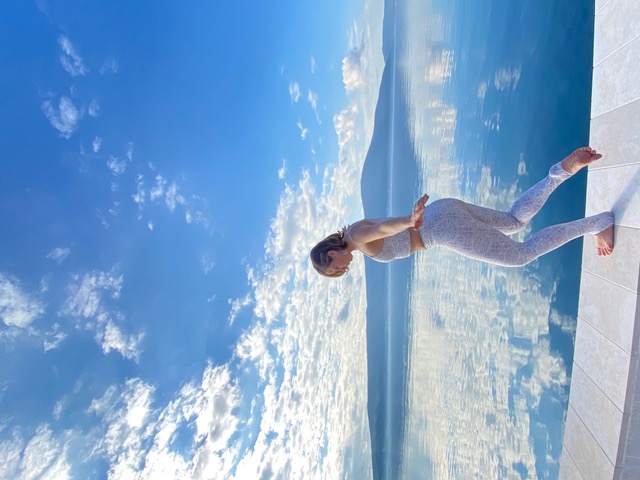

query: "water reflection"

left=362, top=0, right=595, bottom=478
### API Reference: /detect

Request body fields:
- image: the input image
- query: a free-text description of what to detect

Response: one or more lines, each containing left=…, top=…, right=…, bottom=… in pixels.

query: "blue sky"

left=0, top=0, right=382, bottom=477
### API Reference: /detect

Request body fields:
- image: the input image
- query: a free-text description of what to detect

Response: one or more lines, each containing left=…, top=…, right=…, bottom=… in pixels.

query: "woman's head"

left=310, top=231, right=349, bottom=278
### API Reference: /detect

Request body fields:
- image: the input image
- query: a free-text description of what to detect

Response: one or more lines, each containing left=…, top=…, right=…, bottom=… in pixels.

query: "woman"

left=310, top=147, right=614, bottom=278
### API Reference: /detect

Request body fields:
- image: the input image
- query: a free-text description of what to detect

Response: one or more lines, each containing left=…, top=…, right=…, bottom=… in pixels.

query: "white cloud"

left=42, top=97, right=82, bottom=139
left=60, top=269, right=142, bottom=361
left=81, top=364, right=243, bottom=479
left=200, top=254, right=215, bottom=275
left=88, top=99, right=100, bottom=117
left=296, top=120, right=308, bottom=140
left=0, top=425, right=72, bottom=480
left=2, top=13, right=380, bottom=479
left=88, top=379, right=156, bottom=477
left=277, top=159, right=287, bottom=180
left=308, top=90, right=320, bottom=123
left=43, top=323, right=67, bottom=352
left=227, top=294, right=252, bottom=326
left=58, top=35, right=88, bottom=77
left=0, top=273, right=45, bottom=328
left=107, top=156, right=126, bottom=176
left=100, top=320, right=144, bottom=362
left=165, top=182, right=186, bottom=212
left=92, top=136, right=103, bottom=153
left=133, top=172, right=208, bottom=231
left=47, top=247, right=71, bottom=265
left=185, top=207, right=208, bottom=228
left=288, top=82, right=301, bottom=102
left=126, top=142, right=134, bottom=161
left=96, top=209, right=110, bottom=229
left=342, top=51, right=364, bottom=91
left=310, top=56, right=317, bottom=74
left=333, top=103, right=358, bottom=148
left=61, top=270, right=123, bottom=319
left=132, top=174, right=145, bottom=216
left=150, top=175, right=167, bottom=201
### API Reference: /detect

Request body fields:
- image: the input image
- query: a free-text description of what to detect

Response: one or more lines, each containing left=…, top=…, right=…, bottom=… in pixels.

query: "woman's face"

left=325, top=249, right=353, bottom=276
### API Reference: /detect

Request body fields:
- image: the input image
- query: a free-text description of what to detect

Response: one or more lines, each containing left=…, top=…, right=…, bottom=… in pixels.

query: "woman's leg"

left=422, top=199, right=614, bottom=267
left=461, top=147, right=603, bottom=234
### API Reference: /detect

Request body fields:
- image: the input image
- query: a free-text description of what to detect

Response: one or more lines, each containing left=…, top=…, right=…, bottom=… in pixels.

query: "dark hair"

left=310, top=230, right=348, bottom=278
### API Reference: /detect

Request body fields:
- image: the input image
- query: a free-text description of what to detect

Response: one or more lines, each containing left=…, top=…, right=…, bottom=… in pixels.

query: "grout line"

left=561, top=444, right=587, bottom=480
left=593, top=33, right=640, bottom=68
left=588, top=161, right=640, bottom=171
left=567, top=402, right=617, bottom=466
left=580, top=267, right=640, bottom=295
left=577, top=311, right=635, bottom=358
left=571, top=362, right=625, bottom=416
left=591, top=98, right=640, bottom=119
left=573, top=318, right=634, bottom=410
left=595, top=0, right=613, bottom=16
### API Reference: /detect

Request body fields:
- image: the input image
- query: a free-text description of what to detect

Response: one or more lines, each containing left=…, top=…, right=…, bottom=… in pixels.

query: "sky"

left=0, top=0, right=384, bottom=478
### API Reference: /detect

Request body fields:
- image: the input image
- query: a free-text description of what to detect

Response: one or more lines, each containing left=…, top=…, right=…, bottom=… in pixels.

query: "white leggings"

left=419, top=163, right=614, bottom=267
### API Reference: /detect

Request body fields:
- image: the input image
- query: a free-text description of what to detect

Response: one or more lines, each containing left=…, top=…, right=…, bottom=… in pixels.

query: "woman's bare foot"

left=594, top=225, right=614, bottom=256
left=561, top=146, right=603, bottom=174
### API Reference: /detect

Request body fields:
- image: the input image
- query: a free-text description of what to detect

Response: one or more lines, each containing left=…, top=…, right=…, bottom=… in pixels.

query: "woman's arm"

left=350, top=194, right=429, bottom=245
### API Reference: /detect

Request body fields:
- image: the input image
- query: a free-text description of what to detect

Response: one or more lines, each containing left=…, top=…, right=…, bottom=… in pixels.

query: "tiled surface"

left=589, top=99, right=640, bottom=169
left=578, top=270, right=638, bottom=354
left=574, top=319, right=632, bottom=411
left=569, top=364, right=623, bottom=462
left=595, top=0, right=612, bottom=16
left=591, top=36, right=640, bottom=117
left=582, top=225, right=640, bottom=294
left=585, top=165, right=640, bottom=228
left=563, top=407, right=615, bottom=480
left=560, top=1, right=640, bottom=477
left=559, top=449, right=584, bottom=480
left=594, top=0, right=640, bottom=65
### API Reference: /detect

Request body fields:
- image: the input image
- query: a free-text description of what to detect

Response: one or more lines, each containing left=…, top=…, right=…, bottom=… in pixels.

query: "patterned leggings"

left=419, top=162, right=614, bottom=267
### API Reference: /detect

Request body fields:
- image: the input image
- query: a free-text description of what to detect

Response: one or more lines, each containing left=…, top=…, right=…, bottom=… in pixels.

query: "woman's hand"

left=410, top=194, right=429, bottom=230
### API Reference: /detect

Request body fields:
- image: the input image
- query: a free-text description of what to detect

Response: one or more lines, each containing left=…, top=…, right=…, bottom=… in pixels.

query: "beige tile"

left=578, top=271, right=638, bottom=353
left=589, top=99, right=640, bottom=169
left=591, top=37, right=640, bottom=118
left=563, top=406, right=615, bottom=479
left=582, top=225, right=640, bottom=293
left=594, top=0, right=640, bottom=65
left=559, top=448, right=585, bottom=480
left=585, top=165, right=640, bottom=228
left=574, top=320, right=631, bottom=410
left=569, top=364, right=623, bottom=462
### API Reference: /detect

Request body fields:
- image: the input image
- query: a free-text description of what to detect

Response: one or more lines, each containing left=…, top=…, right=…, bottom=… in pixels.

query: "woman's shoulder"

left=346, top=219, right=378, bottom=238
left=349, top=218, right=379, bottom=230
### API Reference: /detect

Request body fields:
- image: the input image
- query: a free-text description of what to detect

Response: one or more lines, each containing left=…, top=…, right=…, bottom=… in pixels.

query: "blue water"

left=361, top=0, right=595, bottom=478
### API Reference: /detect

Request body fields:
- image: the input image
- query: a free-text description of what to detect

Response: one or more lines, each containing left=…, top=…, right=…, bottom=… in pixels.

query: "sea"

left=361, top=0, right=596, bottom=478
